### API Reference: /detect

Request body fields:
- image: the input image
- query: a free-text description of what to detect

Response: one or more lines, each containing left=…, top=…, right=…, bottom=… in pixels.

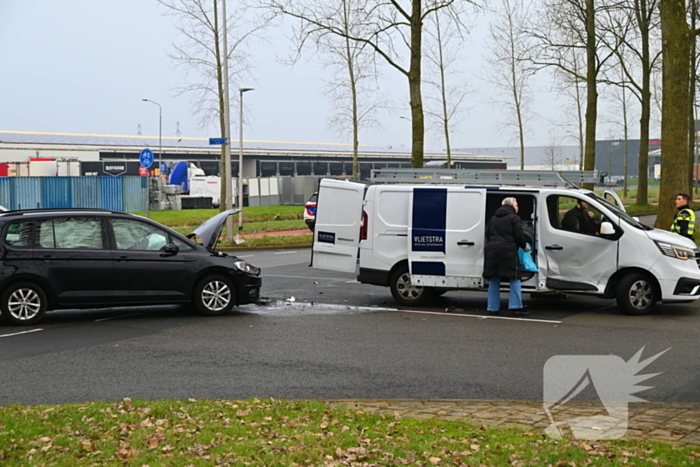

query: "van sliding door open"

left=311, top=179, right=365, bottom=273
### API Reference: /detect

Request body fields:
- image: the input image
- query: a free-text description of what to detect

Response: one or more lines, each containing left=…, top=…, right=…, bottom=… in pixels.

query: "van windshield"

left=585, top=192, right=652, bottom=230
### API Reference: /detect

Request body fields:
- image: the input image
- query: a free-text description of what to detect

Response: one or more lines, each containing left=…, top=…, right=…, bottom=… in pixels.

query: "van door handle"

left=545, top=245, right=563, bottom=250
left=457, top=240, right=475, bottom=246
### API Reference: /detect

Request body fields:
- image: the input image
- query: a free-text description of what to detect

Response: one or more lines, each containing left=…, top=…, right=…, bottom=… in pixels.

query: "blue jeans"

left=487, top=277, right=523, bottom=312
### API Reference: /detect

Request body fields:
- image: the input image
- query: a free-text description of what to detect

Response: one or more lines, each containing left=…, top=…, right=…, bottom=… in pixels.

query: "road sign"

left=139, top=148, right=154, bottom=168
left=209, top=137, right=227, bottom=145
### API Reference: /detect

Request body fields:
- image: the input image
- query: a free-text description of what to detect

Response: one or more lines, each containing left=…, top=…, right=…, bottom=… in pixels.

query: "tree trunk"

left=342, top=0, right=360, bottom=180
left=582, top=0, right=597, bottom=190
left=636, top=0, right=651, bottom=205
left=657, top=0, right=691, bottom=229
left=409, top=0, right=424, bottom=168
left=688, top=0, right=697, bottom=193
left=212, top=0, right=228, bottom=212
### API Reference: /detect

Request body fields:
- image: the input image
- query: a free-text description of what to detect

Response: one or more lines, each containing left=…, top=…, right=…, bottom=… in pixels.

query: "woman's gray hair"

left=502, top=197, right=517, bottom=207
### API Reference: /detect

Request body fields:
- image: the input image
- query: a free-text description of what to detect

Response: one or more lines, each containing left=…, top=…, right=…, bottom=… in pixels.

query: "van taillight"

left=360, top=210, right=368, bottom=240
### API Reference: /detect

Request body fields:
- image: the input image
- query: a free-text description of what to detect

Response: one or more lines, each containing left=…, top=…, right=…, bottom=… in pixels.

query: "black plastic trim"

left=358, top=267, right=389, bottom=286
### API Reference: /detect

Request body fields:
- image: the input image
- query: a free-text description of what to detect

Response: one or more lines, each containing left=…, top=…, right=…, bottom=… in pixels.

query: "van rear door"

left=311, top=179, right=365, bottom=273
left=408, top=187, right=486, bottom=287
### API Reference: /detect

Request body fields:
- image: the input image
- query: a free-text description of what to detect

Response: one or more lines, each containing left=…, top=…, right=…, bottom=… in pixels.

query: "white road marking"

left=273, top=251, right=299, bottom=255
left=395, top=309, right=562, bottom=324
left=0, top=328, right=43, bottom=338
left=95, top=313, right=144, bottom=322
left=237, top=254, right=255, bottom=258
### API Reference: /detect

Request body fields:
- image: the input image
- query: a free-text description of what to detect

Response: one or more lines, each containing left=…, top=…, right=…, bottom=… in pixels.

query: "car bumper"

left=236, top=273, right=262, bottom=304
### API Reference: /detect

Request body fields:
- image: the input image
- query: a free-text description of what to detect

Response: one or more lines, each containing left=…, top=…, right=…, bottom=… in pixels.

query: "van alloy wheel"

left=1, top=282, right=48, bottom=326
left=616, top=273, right=657, bottom=315
left=390, top=265, right=431, bottom=306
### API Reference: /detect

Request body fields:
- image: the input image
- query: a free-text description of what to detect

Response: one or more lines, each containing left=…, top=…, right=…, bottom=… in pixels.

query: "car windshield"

left=585, top=192, right=652, bottom=230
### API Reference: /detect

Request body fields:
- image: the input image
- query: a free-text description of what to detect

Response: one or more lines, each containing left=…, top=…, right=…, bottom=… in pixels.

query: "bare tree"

left=596, top=0, right=661, bottom=205
left=423, top=9, right=471, bottom=168
left=284, top=0, right=387, bottom=179
left=543, top=131, right=563, bottom=169
left=529, top=0, right=618, bottom=189
left=158, top=0, right=270, bottom=209
left=601, top=49, right=641, bottom=198
left=549, top=43, right=587, bottom=169
left=485, top=0, right=537, bottom=170
left=266, top=0, right=478, bottom=168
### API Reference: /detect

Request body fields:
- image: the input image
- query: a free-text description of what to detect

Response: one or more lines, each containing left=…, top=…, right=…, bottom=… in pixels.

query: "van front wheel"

left=390, top=266, right=432, bottom=307
left=616, top=273, right=657, bottom=315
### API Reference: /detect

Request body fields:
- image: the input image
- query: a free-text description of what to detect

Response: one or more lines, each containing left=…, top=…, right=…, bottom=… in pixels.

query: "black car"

left=0, top=208, right=261, bottom=325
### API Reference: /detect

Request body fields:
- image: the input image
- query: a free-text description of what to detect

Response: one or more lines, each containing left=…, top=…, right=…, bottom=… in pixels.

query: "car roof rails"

left=368, top=169, right=598, bottom=188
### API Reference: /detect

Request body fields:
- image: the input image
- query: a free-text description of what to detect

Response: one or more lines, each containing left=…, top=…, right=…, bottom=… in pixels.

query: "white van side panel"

left=367, top=186, right=412, bottom=270
left=312, top=179, right=365, bottom=273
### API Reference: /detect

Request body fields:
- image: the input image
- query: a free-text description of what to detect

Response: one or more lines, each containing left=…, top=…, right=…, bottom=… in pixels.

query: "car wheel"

left=194, top=275, right=236, bottom=316
left=389, top=265, right=432, bottom=307
left=616, top=273, right=658, bottom=315
left=1, top=282, right=48, bottom=326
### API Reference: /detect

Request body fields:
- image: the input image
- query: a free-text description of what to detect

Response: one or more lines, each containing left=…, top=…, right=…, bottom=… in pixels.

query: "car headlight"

left=233, top=260, right=260, bottom=275
left=655, top=241, right=696, bottom=260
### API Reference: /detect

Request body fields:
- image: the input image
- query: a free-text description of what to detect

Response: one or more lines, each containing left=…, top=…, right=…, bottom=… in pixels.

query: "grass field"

left=0, top=398, right=695, bottom=466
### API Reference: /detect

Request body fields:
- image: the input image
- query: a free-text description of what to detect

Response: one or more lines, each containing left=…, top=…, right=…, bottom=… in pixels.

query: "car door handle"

left=545, top=245, right=563, bottom=250
left=457, top=240, right=475, bottom=246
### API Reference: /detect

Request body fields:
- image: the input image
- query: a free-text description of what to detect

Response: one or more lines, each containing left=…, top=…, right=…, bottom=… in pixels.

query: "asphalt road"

left=0, top=248, right=699, bottom=406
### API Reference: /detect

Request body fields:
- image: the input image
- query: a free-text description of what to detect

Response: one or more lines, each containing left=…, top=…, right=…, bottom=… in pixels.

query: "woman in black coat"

left=483, top=197, right=530, bottom=315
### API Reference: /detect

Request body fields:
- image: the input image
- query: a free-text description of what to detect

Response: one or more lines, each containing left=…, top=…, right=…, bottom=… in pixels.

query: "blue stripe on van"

left=412, top=261, right=446, bottom=276
left=411, top=188, right=447, bottom=253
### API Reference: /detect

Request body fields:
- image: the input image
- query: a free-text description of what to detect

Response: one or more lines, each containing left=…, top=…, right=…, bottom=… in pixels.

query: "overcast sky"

left=0, top=1, right=646, bottom=154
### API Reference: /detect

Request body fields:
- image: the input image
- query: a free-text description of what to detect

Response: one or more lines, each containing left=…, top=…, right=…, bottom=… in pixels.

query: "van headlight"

left=233, top=260, right=260, bottom=275
left=655, top=241, right=696, bottom=260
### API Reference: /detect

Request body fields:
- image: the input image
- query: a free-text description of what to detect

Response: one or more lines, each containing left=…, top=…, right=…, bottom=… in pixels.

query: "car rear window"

left=37, top=217, right=105, bottom=250
left=4, top=221, right=33, bottom=248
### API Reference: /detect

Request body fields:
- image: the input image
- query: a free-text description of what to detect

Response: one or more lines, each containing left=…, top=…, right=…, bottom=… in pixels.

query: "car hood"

left=188, top=209, right=241, bottom=251
left=646, top=227, right=697, bottom=249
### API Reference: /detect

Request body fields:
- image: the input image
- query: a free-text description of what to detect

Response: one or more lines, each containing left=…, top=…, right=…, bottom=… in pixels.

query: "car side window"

left=113, top=219, right=180, bottom=251
left=4, top=221, right=33, bottom=248
left=547, top=195, right=603, bottom=236
left=37, top=217, right=105, bottom=249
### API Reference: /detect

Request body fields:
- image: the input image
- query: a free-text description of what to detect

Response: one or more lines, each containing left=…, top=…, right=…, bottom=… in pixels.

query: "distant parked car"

left=304, top=193, right=317, bottom=231
left=0, top=208, right=261, bottom=325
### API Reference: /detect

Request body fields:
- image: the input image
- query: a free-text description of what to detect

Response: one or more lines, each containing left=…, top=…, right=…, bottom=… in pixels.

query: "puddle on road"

left=238, top=299, right=397, bottom=316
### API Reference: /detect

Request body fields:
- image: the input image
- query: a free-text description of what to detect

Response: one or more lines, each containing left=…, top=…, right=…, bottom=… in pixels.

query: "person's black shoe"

left=511, top=306, right=529, bottom=316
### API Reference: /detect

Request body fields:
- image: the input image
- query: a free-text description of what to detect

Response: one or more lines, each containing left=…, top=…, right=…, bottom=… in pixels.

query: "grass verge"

left=0, top=398, right=695, bottom=466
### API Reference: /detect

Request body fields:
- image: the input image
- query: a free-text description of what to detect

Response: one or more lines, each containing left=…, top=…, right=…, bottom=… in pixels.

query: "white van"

left=311, top=170, right=700, bottom=315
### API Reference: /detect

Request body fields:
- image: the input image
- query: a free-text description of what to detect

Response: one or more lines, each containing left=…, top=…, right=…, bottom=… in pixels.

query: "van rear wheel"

left=616, top=273, right=657, bottom=315
left=390, top=265, right=432, bottom=307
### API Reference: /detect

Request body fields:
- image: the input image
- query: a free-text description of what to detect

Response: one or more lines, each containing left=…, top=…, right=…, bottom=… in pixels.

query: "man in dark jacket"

left=483, top=197, right=530, bottom=315
left=562, top=200, right=598, bottom=235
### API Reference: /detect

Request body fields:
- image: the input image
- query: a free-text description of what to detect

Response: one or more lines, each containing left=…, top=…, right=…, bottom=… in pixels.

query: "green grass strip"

left=0, top=398, right=695, bottom=466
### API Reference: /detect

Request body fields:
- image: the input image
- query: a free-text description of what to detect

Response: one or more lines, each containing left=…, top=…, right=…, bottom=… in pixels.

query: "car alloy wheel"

left=1, top=282, right=48, bottom=325
left=195, top=275, right=236, bottom=316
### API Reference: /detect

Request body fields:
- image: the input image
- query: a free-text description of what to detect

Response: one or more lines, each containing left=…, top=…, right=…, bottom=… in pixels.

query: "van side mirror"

left=600, top=222, right=615, bottom=235
left=632, top=216, right=640, bottom=222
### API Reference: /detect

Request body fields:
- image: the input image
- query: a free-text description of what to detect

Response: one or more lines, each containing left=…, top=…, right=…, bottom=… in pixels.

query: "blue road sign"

left=209, top=137, right=227, bottom=145
left=139, top=148, right=154, bottom=168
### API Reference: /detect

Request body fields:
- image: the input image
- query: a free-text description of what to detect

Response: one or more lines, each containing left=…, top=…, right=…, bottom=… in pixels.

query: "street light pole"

left=142, top=99, right=162, bottom=176
left=239, top=87, right=254, bottom=231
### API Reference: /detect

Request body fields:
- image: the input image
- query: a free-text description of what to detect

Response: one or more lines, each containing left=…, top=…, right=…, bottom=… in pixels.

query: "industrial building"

left=0, top=130, right=508, bottom=180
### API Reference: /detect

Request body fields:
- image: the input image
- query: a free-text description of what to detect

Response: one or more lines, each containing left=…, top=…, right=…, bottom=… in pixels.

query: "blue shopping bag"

left=518, top=242, right=538, bottom=272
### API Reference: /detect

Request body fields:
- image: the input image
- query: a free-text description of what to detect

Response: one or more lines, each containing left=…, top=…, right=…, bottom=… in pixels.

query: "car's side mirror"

left=632, top=216, right=640, bottom=222
left=162, top=243, right=179, bottom=256
left=600, top=222, right=615, bottom=235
